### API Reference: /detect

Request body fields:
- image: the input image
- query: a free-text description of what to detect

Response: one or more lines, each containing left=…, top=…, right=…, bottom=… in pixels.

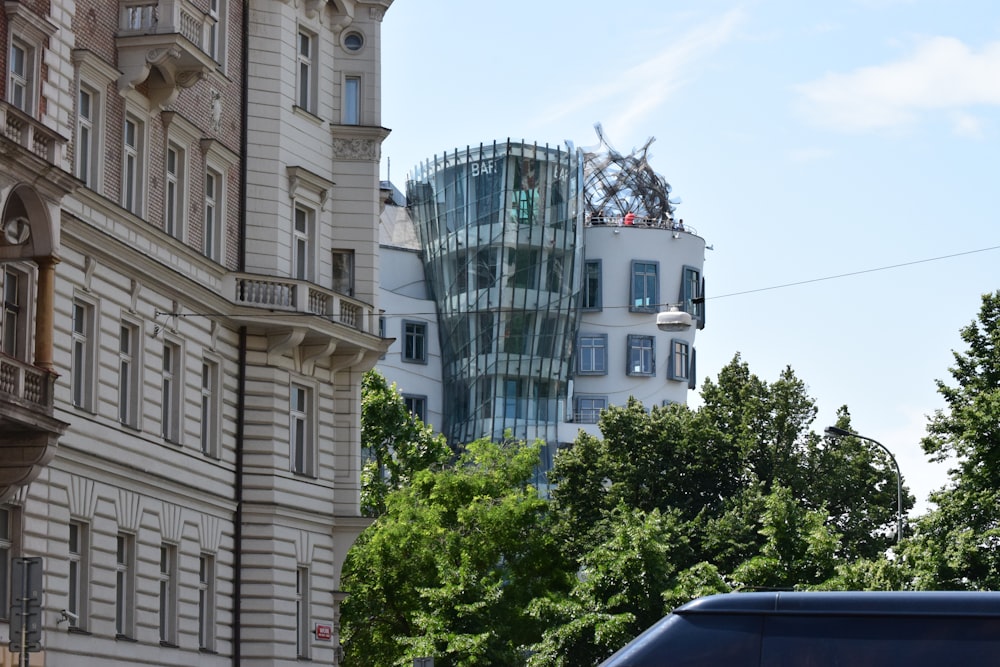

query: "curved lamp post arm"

left=824, top=426, right=903, bottom=543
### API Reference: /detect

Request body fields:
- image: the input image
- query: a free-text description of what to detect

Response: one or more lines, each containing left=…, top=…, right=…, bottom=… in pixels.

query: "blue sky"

left=379, top=1, right=1000, bottom=513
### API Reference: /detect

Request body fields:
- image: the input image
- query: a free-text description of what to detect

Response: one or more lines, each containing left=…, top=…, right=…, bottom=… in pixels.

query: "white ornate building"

left=0, top=1, right=391, bottom=665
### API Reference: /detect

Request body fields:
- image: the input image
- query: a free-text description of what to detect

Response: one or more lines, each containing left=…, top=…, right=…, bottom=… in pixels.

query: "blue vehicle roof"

left=675, top=591, right=1000, bottom=617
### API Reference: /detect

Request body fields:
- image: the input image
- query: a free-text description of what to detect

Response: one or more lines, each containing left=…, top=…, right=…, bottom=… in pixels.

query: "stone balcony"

left=224, top=273, right=384, bottom=365
left=0, top=355, right=67, bottom=501
left=116, top=0, right=218, bottom=106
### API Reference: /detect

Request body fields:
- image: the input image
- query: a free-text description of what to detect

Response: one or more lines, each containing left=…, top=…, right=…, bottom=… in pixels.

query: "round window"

left=344, top=32, right=364, bottom=52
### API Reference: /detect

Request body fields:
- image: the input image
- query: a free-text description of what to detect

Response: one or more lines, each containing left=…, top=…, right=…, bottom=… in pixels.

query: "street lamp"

left=656, top=305, right=692, bottom=331
left=824, top=425, right=903, bottom=543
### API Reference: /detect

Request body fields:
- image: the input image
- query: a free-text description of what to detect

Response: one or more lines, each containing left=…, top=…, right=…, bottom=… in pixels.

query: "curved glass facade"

left=407, top=142, right=584, bottom=446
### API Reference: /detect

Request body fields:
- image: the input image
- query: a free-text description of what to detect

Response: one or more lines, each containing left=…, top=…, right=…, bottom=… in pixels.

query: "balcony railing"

left=0, top=102, right=66, bottom=164
left=0, top=355, right=55, bottom=413
left=119, top=0, right=210, bottom=51
left=226, top=273, right=376, bottom=335
left=585, top=215, right=698, bottom=236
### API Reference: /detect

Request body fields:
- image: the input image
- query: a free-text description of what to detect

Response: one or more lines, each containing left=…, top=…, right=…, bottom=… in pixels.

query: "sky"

left=378, top=0, right=1000, bottom=514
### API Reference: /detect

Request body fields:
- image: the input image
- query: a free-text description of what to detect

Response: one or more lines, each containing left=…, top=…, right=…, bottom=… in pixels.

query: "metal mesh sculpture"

left=582, top=124, right=678, bottom=222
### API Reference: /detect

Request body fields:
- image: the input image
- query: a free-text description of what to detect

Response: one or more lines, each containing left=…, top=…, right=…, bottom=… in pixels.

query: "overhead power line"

left=708, top=244, right=1000, bottom=301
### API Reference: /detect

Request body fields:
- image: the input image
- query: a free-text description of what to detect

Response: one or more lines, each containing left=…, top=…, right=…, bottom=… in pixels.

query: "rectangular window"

left=627, top=334, right=655, bottom=376
left=343, top=75, right=361, bottom=124
left=77, top=86, right=98, bottom=186
left=296, top=566, right=310, bottom=658
left=71, top=300, right=95, bottom=410
left=630, top=260, right=658, bottom=312
left=669, top=339, right=691, bottom=382
left=206, top=0, right=220, bottom=61
left=293, top=206, right=313, bottom=281
left=158, top=544, right=177, bottom=644
left=204, top=168, right=222, bottom=260
left=198, top=554, right=216, bottom=650
left=577, top=334, right=608, bottom=375
left=402, top=395, right=426, bottom=422
left=503, top=378, right=525, bottom=419
left=2, top=268, right=28, bottom=360
left=402, top=321, right=427, bottom=363
left=161, top=342, right=181, bottom=443
left=200, top=359, right=220, bottom=457
left=115, top=533, right=135, bottom=638
left=582, top=260, right=602, bottom=310
left=0, top=507, right=14, bottom=621
left=575, top=396, right=607, bottom=424
left=68, top=522, right=88, bottom=629
left=8, top=39, right=32, bottom=113
left=165, top=143, right=184, bottom=239
left=681, top=265, right=705, bottom=324
left=534, top=381, right=551, bottom=420
left=290, top=384, right=313, bottom=476
left=331, top=249, right=354, bottom=296
left=297, top=30, right=315, bottom=111
left=122, top=115, right=144, bottom=215
left=118, top=322, right=140, bottom=427
left=378, top=317, right=386, bottom=359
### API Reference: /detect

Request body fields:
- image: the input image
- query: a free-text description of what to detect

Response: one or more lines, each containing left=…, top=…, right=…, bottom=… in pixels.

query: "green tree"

left=361, top=369, right=451, bottom=516
left=528, top=506, right=726, bottom=667
left=341, top=438, right=570, bottom=666
left=730, top=485, right=840, bottom=590
left=902, top=291, right=1000, bottom=589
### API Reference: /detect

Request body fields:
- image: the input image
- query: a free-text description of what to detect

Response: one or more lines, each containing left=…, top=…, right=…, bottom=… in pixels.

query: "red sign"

left=315, top=624, right=333, bottom=641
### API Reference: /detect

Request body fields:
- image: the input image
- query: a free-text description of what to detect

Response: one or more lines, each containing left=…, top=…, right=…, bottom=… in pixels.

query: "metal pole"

left=824, top=426, right=903, bottom=542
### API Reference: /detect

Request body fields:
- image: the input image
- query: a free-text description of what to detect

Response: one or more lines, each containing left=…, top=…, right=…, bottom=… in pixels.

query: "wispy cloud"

left=531, top=9, right=746, bottom=136
left=795, top=37, right=1000, bottom=135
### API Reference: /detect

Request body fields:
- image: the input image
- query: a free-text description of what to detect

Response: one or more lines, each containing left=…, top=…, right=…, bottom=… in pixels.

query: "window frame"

left=681, top=265, right=705, bottom=324
left=668, top=338, right=690, bottom=381
left=343, top=74, right=361, bottom=125
left=164, top=142, right=186, bottom=240
left=582, top=259, right=603, bottom=311
left=0, top=506, right=18, bottom=622
left=626, top=333, right=655, bottom=377
left=7, top=38, right=34, bottom=114
left=158, top=543, right=178, bottom=645
left=292, top=204, right=314, bottom=281
left=200, top=357, right=221, bottom=458
left=71, top=297, right=97, bottom=411
left=296, top=28, right=317, bottom=113
left=76, top=84, right=99, bottom=187
left=402, top=394, right=427, bottom=423
left=115, top=532, right=135, bottom=638
left=630, top=260, right=659, bottom=313
left=118, top=319, right=142, bottom=428
left=2, top=266, right=31, bottom=361
left=290, top=382, right=315, bottom=477
left=402, top=320, right=428, bottom=364
left=296, top=566, right=311, bottom=659
left=575, top=395, right=608, bottom=424
left=330, top=248, right=354, bottom=297
left=161, top=339, right=182, bottom=443
left=203, top=166, right=223, bottom=261
left=122, top=112, right=146, bottom=216
left=576, top=333, right=608, bottom=376
left=68, top=521, right=89, bottom=630
left=198, top=553, right=216, bottom=651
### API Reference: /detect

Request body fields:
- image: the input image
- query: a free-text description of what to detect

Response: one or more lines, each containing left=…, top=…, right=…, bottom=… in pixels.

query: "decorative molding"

left=159, top=502, right=184, bottom=543
left=287, top=166, right=335, bottom=211
left=68, top=475, right=98, bottom=520
left=83, top=255, right=96, bottom=291
left=331, top=137, right=379, bottom=161
left=295, top=530, right=314, bottom=565
left=129, top=279, right=140, bottom=312
left=200, top=513, right=222, bottom=553
left=116, top=489, right=143, bottom=533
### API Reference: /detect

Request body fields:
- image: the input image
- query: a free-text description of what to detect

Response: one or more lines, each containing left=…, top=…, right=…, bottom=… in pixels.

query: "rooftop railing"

left=585, top=215, right=697, bottom=236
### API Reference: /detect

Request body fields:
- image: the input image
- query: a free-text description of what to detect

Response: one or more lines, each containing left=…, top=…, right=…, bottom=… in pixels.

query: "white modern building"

left=0, top=1, right=392, bottom=665
left=377, top=139, right=706, bottom=480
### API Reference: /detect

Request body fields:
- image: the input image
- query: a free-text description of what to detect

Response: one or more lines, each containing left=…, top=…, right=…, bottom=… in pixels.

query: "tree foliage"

left=361, top=369, right=451, bottom=516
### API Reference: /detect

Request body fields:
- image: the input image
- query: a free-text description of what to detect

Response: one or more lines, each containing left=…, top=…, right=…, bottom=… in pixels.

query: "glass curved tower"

left=406, top=142, right=584, bottom=447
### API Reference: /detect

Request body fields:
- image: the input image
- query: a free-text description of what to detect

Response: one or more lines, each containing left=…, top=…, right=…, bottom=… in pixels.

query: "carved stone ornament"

left=331, top=137, right=379, bottom=161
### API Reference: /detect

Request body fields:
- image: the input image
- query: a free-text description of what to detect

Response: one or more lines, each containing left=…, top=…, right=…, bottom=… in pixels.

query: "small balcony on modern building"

left=0, top=354, right=67, bottom=502
left=116, top=0, right=219, bottom=106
